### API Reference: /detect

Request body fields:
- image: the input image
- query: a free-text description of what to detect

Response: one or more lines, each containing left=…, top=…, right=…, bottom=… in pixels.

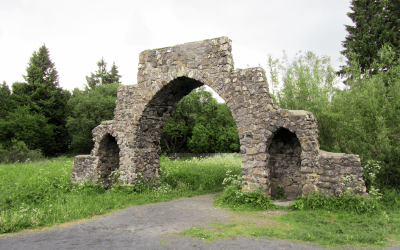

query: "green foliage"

left=0, top=106, right=54, bottom=155
left=379, top=188, right=400, bottom=210
left=278, top=209, right=400, bottom=248
left=269, top=47, right=400, bottom=189
left=330, top=46, right=400, bottom=188
left=7, top=45, right=70, bottom=156
left=111, top=173, right=159, bottom=195
left=0, top=155, right=241, bottom=234
left=0, top=139, right=42, bottom=164
left=160, top=154, right=241, bottom=192
left=66, top=83, right=120, bottom=153
left=339, top=0, right=400, bottom=78
left=267, top=51, right=338, bottom=149
left=273, top=186, right=286, bottom=200
left=289, top=192, right=380, bottom=214
left=214, top=171, right=276, bottom=211
left=362, top=160, right=382, bottom=196
left=268, top=50, right=337, bottom=110
left=0, top=81, right=11, bottom=118
left=85, top=58, right=121, bottom=89
left=65, top=58, right=121, bottom=153
left=162, top=87, right=240, bottom=153
left=180, top=208, right=400, bottom=248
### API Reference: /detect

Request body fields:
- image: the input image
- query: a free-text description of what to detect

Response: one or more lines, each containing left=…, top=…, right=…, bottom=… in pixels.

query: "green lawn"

left=0, top=155, right=241, bottom=234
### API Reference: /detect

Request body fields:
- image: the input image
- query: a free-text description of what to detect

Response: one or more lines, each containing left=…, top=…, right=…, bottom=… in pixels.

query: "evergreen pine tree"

left=108, top=62, right=122, bottom=84
left=0, top=81, right=11, bottom=118
left=86, top=58, right=121, bottom=89
left=18, top=44, right=71, bottom=155
left=339, top=0, right=400, bottom=79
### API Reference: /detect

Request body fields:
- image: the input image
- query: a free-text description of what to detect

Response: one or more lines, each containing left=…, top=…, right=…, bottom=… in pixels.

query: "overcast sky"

left=0, top=0, right=353, bottom=100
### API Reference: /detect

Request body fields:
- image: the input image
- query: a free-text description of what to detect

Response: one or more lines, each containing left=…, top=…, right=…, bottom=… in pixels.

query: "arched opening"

left=268, top=128, right=302, bottom=200
left=97, top=134, right=120, bottom=187
left=133, top=77, right=204, bottom=180
left=133, top=76, right=239, bottom=181
left=160, top=85, right=239, bottom=155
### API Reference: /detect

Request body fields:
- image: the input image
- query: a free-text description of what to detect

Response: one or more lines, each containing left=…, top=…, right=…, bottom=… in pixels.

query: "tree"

left=0, top=106, right=54, bottom=152
left=108, top=62, right=122, bottom=85
left=267, top=51, right=339, bottom=149
left=86, top=58, right=121, bottom=89
left=161, top=87, right=240, bottom=154
left=339, top=0, right=400, bottom=79
left=268, top=51, right=337, bottom=112
left=66, top=83, right=120, bottom=153
left=0, top=81, right=11, bottom=118
left=330, top=45, right=400, bottom=188
left=8, top=45, right=70, bottom=155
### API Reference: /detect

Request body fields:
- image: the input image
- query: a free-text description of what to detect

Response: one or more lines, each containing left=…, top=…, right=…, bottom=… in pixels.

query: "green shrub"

left=215, top=170, right=276, bottom=211
left=0, top=139, right=43, bottom=164
left=289, top=191, right=380, bottom=214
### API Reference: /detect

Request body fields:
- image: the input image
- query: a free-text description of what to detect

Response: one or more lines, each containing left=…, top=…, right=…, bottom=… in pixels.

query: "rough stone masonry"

left=71, top=37, right=366, bottom=198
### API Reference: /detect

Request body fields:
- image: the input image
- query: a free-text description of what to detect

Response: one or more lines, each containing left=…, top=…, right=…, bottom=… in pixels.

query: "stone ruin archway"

left=71, top=36, right=367, bottom=198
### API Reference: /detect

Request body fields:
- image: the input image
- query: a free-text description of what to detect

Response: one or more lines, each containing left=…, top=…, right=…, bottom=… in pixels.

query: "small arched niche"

left=97, top=134, right=120, bottom=187
left=268, top=128, right=302, bottom=200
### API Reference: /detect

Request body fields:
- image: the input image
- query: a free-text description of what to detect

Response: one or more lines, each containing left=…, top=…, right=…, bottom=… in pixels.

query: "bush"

left=289, top=191, right=380, bottom=214
left=0, top=139, right=43, bottom=164
left=215, top=170, right=276, bottom=210
left=66, top=83, right=119, bottom=153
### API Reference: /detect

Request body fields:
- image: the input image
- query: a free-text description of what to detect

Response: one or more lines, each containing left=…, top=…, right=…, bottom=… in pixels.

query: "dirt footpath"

left=0, top=193, right=399, bottom=250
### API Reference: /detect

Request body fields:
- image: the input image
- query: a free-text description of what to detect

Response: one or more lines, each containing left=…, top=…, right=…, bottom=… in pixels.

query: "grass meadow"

left=1, top=154, right=400, bottom=248
left=0, top=155, right=241, bottom=234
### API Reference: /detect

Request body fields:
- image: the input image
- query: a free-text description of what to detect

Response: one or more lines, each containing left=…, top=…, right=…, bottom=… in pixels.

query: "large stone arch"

left=71, top=36, right=366, bottom=198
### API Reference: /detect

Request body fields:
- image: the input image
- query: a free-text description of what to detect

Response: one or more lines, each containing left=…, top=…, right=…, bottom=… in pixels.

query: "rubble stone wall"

left=71, top=36, right=366, bottom=198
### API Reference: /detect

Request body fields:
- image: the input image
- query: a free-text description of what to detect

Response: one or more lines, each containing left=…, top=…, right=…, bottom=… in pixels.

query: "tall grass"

left=0, top=155, right=241, bottom=234
left=160, top=154, right=241, bottom=192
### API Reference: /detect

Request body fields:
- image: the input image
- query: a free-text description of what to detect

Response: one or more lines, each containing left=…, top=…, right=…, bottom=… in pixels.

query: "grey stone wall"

left=70, top=36, right=366, bottom=198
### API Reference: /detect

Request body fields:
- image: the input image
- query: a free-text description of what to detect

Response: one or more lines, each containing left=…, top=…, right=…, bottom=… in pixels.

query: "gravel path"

left=1, top=193, right=399, bottom=250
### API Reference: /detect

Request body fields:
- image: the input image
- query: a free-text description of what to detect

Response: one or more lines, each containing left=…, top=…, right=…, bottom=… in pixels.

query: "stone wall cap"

left=288, top=110, right=309, bottom=116
left=74, top=155, right=92, bottom=158
left=139, top=36, right=231, bottom=54
left=319, top=150, right=345, bottom=157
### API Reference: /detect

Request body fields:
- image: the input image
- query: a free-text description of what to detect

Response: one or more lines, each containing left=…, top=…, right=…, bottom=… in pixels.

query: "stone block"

left=242, top=176, right=252, bottom=182
left=301, top=166, right=313, bottom=173
left=303, top=184, right=317, bottom=194
left=247, top=147, right=258, bottom=155
left=282, top=177, right=291, bottom=186
left=242, top=162, right=255, bottom=169
left=285, top=185, right=301, bottom=194
left=252, top=169, right=269, bottom=177
left=293, top=177, right=302, bottom=183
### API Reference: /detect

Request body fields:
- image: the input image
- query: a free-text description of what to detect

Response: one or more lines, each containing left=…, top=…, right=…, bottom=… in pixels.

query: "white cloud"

left=125, top=6, right=153, bottom=49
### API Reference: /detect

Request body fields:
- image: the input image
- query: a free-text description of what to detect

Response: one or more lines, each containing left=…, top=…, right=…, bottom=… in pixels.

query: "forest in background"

left=0, top=0, right=400, bottom=189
